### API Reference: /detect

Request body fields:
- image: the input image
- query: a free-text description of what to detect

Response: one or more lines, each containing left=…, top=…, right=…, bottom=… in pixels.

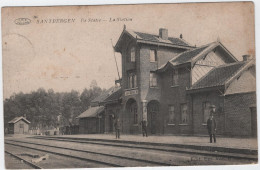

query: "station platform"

left=31, top=134, right=258, bottom=154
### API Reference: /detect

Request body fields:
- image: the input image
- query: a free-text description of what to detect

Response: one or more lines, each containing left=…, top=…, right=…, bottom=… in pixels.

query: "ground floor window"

left=181, top=103, right=188, bottom=124
left=168, top=105, right=175, bottom=124
left=203, top=101, right=211, bottom=123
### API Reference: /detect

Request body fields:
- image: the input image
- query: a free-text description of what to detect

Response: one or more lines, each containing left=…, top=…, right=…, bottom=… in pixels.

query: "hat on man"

left=210, top=105, right=216, bottom=108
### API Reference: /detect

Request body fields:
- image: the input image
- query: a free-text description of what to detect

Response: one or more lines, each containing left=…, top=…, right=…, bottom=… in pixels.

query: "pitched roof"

left=91, top=86, right=121, bottom=104
left=103, top=88, right=122, bottom=103
left=169, top=45, right=209, bottom=65
left=115, top=29, right=194, bottom=51
left=190, top=62, right=247, bottom=90
left=77, top=106, right=104, bottom=119
left=133, top=31, right=191, bottom=47
left=8, top=116, right=31, bottom=124
left=157, top=41, right=238, bottom=71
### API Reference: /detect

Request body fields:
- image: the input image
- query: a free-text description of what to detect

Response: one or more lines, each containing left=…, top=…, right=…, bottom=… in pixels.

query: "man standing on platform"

left=114, top=117, right=121, bottom=139
left=141, top=119, right=148, bottom=137
left=207, top=105, right=217, bottom=143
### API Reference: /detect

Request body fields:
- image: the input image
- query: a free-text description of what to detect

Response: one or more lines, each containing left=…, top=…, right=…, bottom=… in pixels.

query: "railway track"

left=5, top=150, right=43, bottom=169
left=28, top=136, right=258, bottom=161
left=5, top=140, right=174, bottom=167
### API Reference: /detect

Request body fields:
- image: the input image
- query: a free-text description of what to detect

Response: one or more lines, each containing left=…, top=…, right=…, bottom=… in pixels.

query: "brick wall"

left=160, top=67, right=193, bottom=134
left=191, top=90, right=225, bottom=135
left=224, top=92, right=256, bottom=136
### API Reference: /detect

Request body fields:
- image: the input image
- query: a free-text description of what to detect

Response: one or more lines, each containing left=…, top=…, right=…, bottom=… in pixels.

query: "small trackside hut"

left=8, top=116, right=31, bottom=134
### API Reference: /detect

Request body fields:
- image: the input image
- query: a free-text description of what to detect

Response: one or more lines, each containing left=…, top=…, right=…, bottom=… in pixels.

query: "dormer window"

left=150, top=49, right=157, bottom=62
left=130, top=47, right=135, bottom=62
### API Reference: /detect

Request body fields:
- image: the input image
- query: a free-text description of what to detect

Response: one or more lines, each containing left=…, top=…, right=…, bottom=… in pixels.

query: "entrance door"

left=150, top=112, right=157, bottom=134
left=19, top=124, right=24, bottom=134
left=147, top=101, right=159, bottom=135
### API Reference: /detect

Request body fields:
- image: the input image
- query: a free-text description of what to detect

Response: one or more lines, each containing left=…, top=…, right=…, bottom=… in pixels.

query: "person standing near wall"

left=114, top=117, right=121, bottom=139
left=141, top=119, right=148, bottom=137
left=207, top=105, right=217, bottom=143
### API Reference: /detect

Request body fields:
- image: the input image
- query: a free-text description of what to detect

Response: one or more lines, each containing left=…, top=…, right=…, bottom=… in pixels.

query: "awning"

left=77, top=106, right=104, bottom=119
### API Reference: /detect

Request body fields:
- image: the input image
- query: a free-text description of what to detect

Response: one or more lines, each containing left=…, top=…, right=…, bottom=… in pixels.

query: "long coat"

left=207, top=118, right=217, bottom=134
left=114, top=119, right=121, bottom=130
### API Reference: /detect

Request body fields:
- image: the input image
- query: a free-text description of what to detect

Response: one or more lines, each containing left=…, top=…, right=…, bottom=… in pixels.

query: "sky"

left=2, top=2, right=255, bottom=99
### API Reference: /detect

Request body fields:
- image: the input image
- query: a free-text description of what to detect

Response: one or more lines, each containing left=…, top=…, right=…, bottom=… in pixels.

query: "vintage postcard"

left=2, top=2, right=258, bottom=169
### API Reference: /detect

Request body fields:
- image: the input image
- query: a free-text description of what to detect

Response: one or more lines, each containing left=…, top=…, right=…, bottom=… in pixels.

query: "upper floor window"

left=128, top=72, right=137, bottom=89
left=150, top=49, right=157, bottom=62
left=150, top=72, right=158, bottom=87
left=168, top=105, right=175, bottom=124
left=172, top=69, right=179, bottom=86
left=203, top=101, right=211, bottom=123
left=130, top=47, right=135, bottom=62
left=181, top=103, right=188, bottom=124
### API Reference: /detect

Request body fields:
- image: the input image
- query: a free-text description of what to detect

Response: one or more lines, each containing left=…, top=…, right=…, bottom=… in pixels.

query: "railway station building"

left=79, top=27, right=256, bottom=137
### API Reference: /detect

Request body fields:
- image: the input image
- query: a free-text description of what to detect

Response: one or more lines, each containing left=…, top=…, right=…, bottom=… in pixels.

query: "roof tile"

left=77, top=106, right=104, bottom=118
left=191, top=62, right=247, bottom=90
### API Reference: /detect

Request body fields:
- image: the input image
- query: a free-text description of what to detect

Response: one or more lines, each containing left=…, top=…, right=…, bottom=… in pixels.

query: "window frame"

left=149, top=72, right=158, bottom=87
left=168, top=105, right=175, bottom=124
left=127, top=71, right=137, bottom=89
left=180, top=103, right=188, bottom=124
left=130, top=47, right=136, bottom=62
left=150, top=49, right=157, bottom=62
left=171, top=69, right=179, bottom=87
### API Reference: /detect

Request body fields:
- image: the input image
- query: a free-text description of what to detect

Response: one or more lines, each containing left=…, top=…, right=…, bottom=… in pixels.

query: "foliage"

left=4, top=81, right=105, bottom=129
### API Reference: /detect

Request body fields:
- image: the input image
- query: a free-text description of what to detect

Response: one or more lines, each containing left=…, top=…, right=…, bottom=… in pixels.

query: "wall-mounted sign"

left=125, top=89, right=138, bottom=96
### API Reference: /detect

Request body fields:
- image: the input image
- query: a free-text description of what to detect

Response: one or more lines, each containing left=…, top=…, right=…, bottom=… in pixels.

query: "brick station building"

left=79, top=27, right=256, bottom=137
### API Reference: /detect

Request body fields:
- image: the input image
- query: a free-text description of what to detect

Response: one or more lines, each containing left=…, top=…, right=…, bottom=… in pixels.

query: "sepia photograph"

left=1, top=1, right=258, bottom=169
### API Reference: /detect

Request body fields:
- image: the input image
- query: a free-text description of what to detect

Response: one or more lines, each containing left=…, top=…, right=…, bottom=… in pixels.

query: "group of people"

left=113, top=117, right=148, bottom=139
left=113, top=104, right=217, bottom=143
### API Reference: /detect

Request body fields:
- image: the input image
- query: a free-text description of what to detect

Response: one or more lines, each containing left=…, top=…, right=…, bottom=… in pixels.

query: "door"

left=19, top=124, right=24, bottom=134
left=147, top=100, right=160, bottom=135
left=150, top=112, right=157, bottom=134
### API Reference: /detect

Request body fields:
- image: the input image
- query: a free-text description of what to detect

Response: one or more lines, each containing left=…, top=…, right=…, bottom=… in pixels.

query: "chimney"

left=159, top=28, right=168, bottom=40
left=242, top=55, right=253, bottom=61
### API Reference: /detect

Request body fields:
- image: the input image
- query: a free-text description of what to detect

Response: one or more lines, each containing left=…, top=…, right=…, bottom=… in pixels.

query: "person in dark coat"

left=207, top=105, right=217, bottom=143
left=141, top=119, right=148, bottom=137
left=114, top=118, right=121, bottom=139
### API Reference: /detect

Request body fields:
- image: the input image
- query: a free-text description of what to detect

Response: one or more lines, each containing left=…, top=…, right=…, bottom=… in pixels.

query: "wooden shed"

left=77, top=106, right=105, bottom=134
left=8, top=117, right=31, bottom=134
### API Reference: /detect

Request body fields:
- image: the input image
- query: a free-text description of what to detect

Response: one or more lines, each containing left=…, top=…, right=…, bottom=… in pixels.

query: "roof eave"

left=115, top=30, right=137, bottom=52
left=137, top=39, right=194, bottom=50
left=187, top=85, right=225, bottom=94
left=224, top=60, right=255, bottom=90
left=218, top=41, right=238, bottom=62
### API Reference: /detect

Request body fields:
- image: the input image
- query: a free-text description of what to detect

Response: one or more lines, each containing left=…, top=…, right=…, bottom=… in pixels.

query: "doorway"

left=147, top=100, right=160, bottom=134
